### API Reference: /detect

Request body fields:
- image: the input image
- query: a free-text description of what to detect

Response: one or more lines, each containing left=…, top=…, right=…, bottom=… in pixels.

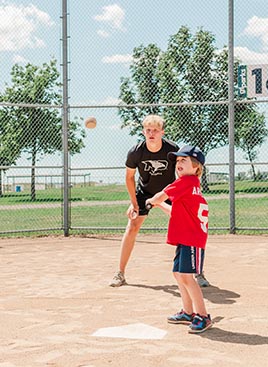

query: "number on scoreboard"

left=238, top=64, right=268, bottom=98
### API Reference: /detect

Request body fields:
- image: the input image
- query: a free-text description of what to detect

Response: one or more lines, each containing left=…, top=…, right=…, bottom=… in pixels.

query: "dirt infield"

left=0, top=234, right=267, bottom=367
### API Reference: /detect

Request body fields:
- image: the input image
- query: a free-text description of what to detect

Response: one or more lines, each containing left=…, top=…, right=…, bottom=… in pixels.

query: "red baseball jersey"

left=163, top=175, right=208, bottom=249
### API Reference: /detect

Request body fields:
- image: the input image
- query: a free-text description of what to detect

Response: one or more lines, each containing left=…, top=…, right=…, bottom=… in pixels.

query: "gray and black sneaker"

left=167, top=309, right=196, bottom=324
left=195, top=272, right=210, bottom=287
left=109, top=271, right=127, bottom=287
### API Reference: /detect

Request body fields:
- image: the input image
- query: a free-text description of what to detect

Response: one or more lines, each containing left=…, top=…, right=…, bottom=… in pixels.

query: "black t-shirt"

left=125, top=139, right=179, bottom=195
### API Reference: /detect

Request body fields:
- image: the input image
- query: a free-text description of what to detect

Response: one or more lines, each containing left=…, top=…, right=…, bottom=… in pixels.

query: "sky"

left=1, top=0, right=268, bottom=182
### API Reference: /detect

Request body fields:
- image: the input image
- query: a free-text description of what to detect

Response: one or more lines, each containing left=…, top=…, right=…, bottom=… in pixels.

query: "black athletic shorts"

left=136, top=190, right=171, bottom=216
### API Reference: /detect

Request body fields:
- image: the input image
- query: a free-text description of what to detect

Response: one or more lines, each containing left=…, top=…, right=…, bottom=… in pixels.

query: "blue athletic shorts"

left=172, top=244, right=205, bottom=274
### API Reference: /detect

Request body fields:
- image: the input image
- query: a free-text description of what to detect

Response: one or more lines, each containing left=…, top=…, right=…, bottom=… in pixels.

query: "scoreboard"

left=238, top=64, right=268, bottom=98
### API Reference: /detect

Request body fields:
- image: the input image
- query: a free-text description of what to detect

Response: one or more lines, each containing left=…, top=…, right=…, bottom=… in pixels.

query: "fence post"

left=62, top=0, right=70, bottom=236
left=228, top=0, right=236, bottom=234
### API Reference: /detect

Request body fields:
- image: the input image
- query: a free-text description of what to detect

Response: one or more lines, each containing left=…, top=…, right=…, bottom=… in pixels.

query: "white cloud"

left=12, top=54, right=29, bottom=64
left=94, top=4, right=126, bottom=32
left=243, top=16, right=268, bottom=50
left=102, top=54, right=132, bottom=64
left=100, top=96, right=121, bottom=105
left=0, top=3, right=54, bottom=52
left=75, top=96, right=121, bottom=106
left=234, top=46, right=268, bottom=64
left=97, top=30, right=110, bottom=38
left=109, top=123, right=121, bottom=130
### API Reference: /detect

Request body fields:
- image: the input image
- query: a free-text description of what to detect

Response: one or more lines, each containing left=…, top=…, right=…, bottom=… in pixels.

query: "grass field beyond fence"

left=0, top=181, right=268, bottom=236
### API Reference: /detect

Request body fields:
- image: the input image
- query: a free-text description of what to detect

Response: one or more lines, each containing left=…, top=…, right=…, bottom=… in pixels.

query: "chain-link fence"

left=0, top=1, right=268, bottom=236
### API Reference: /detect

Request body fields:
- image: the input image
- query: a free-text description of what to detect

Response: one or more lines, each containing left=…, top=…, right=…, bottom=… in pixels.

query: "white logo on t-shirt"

left=142, top=160, right=168, bottom=175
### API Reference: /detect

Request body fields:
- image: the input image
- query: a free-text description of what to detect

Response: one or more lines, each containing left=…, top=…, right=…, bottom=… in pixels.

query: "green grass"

left=0, top=184, right=129, bottom=204
left=0, top=207, right=62, bottom=232
left=0, top=182, right=268, bottom=236
left=69, top=196, right=268, bottom=229
left=205, top=179, right=268, bottom=194
left=208, top=196, right=268, bottom=227
left=1, top=180, right=267, bottom=204
left=0, top=190, right=62, bottom=204
left=70, top=204, right=170, bottom=228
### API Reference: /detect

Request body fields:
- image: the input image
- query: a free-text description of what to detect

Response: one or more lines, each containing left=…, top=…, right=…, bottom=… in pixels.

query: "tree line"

left=0, top=26, right=267, bottom=200
left=118, top=26, right=268, bottom=188
left=0, top=59, right=85, bottom=200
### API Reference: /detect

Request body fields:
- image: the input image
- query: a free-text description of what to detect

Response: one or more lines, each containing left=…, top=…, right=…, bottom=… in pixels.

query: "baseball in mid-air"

left=85, top=116, right=97, bottom=129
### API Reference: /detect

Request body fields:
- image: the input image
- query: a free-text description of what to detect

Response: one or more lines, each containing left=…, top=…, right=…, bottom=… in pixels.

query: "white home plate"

left=91, top=323, right=167, bottom=340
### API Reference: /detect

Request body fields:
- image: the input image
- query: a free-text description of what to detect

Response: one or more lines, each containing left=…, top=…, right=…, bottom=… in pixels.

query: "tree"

left=118, top=26, right=267, bottom=190
left=119, top=43, right=162, bottom=136
left=0, top=108, right=21, bottom=196
left=0, top=59, right=85, bottom=200
left=234, top=106, right=267, bottom=180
